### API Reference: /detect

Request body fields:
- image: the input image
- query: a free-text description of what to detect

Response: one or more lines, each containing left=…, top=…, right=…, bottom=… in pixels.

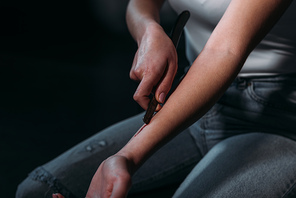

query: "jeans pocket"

left=247, top=79, right=296, bottom=113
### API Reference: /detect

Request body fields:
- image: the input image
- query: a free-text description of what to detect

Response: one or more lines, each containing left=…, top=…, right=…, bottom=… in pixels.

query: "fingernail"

left=159, top=92, right=166, bottom=104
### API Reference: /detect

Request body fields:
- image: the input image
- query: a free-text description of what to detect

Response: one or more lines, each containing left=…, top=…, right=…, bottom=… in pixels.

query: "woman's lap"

left=173, top=132, right=296, bottom=198
left=16, top=75, right=296, bottom=198
left=16, top=113, right=202, bottom=198
left=17, top=130, right=296, bottom=198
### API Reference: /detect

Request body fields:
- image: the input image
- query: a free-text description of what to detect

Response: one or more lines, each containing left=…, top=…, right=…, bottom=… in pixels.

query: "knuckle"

left=130, top=70, right=142, bottom=81
left=133, top=93, right=140, bottom=102
left=129, top=71, right=136, bottom=80
left=133, top=93, right=147, bottom=109
left=131, top=68, right=143, bottom=80
left=134, top=67, right=143, bottom=76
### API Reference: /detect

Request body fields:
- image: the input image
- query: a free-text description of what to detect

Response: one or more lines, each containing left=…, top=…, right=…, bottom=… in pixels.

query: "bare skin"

left=85, top=0, right=292, bottom=197
left=52, top=193, right=64, bottom=198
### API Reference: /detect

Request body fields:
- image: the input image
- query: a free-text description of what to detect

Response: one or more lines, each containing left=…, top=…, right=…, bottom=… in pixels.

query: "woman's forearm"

left=120, top=0, right=292, bottom=173
left=126, top=0, right=165, bottom=45
left=117, top=47, right=244, bottom=172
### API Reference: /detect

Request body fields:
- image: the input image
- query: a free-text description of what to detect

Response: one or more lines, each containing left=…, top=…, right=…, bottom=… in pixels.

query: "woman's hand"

left=130, top=23, right=178, bottom=110
left=85, top=155, right=133, bottom=198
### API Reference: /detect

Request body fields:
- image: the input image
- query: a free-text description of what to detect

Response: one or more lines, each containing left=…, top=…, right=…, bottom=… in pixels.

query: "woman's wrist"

left=114, top=151, right=139, bottom=175
left=136, top=21, right=164, bottom=46
left=115, top=123, right=157, bottom=174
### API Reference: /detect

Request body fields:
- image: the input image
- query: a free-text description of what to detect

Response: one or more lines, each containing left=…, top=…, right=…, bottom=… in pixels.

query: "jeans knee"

left=16, top=167, right=76, bottom=198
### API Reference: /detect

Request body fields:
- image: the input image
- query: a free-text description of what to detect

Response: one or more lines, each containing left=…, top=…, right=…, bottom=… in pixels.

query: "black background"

left=0, top=1, right=187, bottom=196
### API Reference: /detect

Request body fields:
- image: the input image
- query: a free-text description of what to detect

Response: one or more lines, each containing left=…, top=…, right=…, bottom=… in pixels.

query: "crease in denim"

left=132, top=156, right=198, bottom=191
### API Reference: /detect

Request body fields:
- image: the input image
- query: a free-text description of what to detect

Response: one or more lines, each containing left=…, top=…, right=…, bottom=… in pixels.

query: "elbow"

left=202, top=43, right=249, bottom=64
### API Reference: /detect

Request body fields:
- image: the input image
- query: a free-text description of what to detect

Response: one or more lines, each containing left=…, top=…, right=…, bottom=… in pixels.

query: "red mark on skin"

left=134, top=124, right=147, bottom=137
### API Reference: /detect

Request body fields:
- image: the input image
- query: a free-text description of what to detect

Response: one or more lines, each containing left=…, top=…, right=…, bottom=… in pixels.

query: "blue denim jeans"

left=16, top=74, right=296, bottom=198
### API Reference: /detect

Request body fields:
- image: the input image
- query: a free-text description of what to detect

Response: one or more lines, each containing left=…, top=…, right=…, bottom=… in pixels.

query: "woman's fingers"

left=52, top=193, right=64, bottom=198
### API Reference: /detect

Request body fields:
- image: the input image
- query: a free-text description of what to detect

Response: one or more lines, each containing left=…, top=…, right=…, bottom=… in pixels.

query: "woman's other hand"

left=85, top=155, right=133, bottom=198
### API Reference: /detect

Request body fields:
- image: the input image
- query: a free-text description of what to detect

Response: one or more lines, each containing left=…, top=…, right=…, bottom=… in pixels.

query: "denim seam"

left=282, top=179, right=296, bottom=198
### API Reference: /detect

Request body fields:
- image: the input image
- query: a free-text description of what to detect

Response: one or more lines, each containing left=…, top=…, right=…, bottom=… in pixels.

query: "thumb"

left=155, top=61, right=178, bottom=105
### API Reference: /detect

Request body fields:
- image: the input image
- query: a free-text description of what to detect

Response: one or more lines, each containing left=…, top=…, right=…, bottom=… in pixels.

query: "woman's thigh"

left=16, top=112, right=202, bottom=198
left=16, top=113, right=144, bottom=198
left=173, top=132, right=296, bottom=198
left=130, top=127, right=202, bottom=195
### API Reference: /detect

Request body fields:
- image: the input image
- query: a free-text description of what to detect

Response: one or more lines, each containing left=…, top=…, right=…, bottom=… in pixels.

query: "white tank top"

left=168, top=0, right=296, bottom=76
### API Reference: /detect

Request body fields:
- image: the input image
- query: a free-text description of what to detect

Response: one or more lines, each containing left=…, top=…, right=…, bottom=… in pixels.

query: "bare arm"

left=119, top=0, right=292, bottom=170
